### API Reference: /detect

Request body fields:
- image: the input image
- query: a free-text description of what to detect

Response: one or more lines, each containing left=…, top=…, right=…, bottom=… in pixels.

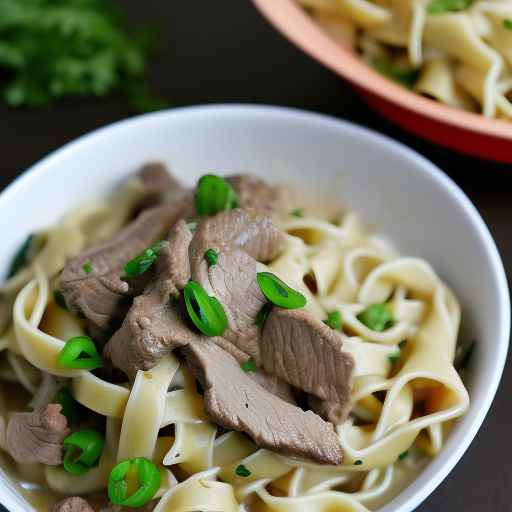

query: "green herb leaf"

left=122, top=240, right=166, bottom=278
left=427, top=0, right=473, bottom=15
left=235, top=464, right=251, bottom=477
left=53, top=290, right=68, bottom=310
left=256, top=272, right=307, bottom=310
left=388, top=350, right=401, bottom=364
left=372, top=57, right=420, bottom=89
left=194, top=175, right=239, bottom=216
left=358, top=304, right=394, bottom=332
left=255, top=303, right=272, bottom=328
left=291, top=208, right=304, bottom=218
left=241, top=359, right=257, bottom=372
left=323, top=310, right=342, bottom=331
left=83, top=262, right=92, bottom=274
left=398, top=450, right=409, bottom=460
left=204, top=248, right=219, bottom=267
left=0, top=0, right=167, bottom=110
left=504, top=19, right=512, bottom=30
left=7, top=234, right=34, bottom=278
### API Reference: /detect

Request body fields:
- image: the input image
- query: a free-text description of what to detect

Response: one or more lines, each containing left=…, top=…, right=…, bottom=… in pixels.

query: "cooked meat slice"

left=6, top=404, right=69, bottom=465
left=30, top=372, right=68, bottom=411
left=60, top=199, right=189, bottom=332
left=183, top=340, right=343, bottom=465
left=308, top=395, right=353, bottom=426
left=227, top=175, right=286, bottom=214
left=189, top=208, right=284, bottom=266
left=104, top=221, right=197, bottom=377
left=52, top=497, right=94, bottom=512
left=261, top=308, right=354, bottom=420
left=99, top=502, right=156, bottom=512
left=135, top=163, right=186, bottom=213
left=248, top=371, right=296, bottom=404
left=189, top=209, right=284, bottom=363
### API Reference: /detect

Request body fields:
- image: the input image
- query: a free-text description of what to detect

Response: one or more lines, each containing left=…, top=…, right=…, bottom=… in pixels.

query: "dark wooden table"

left=1, top=1, right=510, bottom=511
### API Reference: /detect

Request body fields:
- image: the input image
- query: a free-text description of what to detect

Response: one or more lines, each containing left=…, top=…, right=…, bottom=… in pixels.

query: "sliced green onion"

left=123, top=240, right=167, bottom=278
left=63, top=429, right=104, bottom=475
left=427, top=0, right=473, bottom=15
left=324, top=310, right=342, bottom=331
left=83, top=262, right=92, bottom=274
left=290, top=208, right=304, bottom=218
left=204, top=248, right=219, bottom=267
left=388, top=351, right=401, bottom=364
left=358, top=304, right=393, bottom=332
left=57, top=336, right=103, bottom=370
left=7, top=234, right=34, bottom=278
left=241, top=359, right=257, bottom=372
left=53, top=290, right=68, bottom=310
left=503, top=19, right=512, bottom=30
left=256, top=272, right=306, bottom=310
left=183, top=281, right=228, bottom=337
left=235, top=464, right=251, bottom=477
left=53, top=387, right=81, bottom=425
left=354, top=460, right=363, bottom=466
left=194, top=174, right=239, bottom=216
left=255, top=303, right=272, bottom=328
left=108, top=457, right=161, bottom=507
left=398, top=450, right=409, bottom=460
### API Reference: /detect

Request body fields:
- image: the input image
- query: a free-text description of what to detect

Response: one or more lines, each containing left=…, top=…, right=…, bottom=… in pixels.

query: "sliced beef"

left=183, top=340, right=342, bottom=465
left=261, top=308, right=355, bottom=424
left=227, top=175, right=285, bottom=214
left=134, top=162, right=187, bottom=214
left=30, top=372, right=67, bottom=411
left=6, top=404, right=69, bottom=465
left=189, top=209, right=284, bottom=363
left=52, top=497, right=94, bottom=512
left=104, top=221, right=196, bottom=377
left=248, top=371, right=295, bottom=404
left=60, top=198, right=189, bottom=333
left=308, top=395, right=353, bottom=426
left=99, top=502, right=157, bottom=512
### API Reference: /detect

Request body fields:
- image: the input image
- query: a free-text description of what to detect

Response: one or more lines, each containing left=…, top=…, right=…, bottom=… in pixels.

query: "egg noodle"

left=0, top=176, right=469, bottom=511
left=300, top=0, right=512, bottom=119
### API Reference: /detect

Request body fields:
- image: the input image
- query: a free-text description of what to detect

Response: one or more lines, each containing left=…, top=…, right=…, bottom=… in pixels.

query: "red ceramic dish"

left=252, top=0, right=512, bottom=163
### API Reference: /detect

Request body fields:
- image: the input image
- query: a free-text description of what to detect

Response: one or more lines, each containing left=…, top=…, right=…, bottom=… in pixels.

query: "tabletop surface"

left=1, top=1, right=511, bottom=511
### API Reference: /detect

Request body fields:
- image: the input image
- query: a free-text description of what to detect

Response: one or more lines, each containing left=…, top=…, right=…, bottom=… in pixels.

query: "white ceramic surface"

left=0, top=105, right=509, bottom=512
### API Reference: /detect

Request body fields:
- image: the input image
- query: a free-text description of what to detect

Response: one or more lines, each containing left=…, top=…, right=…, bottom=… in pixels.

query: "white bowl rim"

left=0, top=104, right=509, bottom=512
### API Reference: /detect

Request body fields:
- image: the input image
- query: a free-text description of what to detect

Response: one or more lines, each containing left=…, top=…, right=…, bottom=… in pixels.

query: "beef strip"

left=189, top=209, right=284, bottom=363
left=105, top=209, right=284, bottom=376
left=99, top=502, right=157, bottom=512
left=6, top=404, right=69, bottom=465
left=60, top=198, right=189, bottom=333
left=227, top=175, right=286, bottom=214
left=104, top=221, right=196, bottom=377
left=261, top=308, right=355, bottom=424
left=52, top=497, right=94, bottom=512
left=183, top=340, right=343, bottom=465
left=135, top=162, right=178, bottom=209
left=248, top=371, right=295, bottom=404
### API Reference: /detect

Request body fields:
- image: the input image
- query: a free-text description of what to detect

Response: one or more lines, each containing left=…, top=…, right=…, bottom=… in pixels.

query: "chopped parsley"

left=372, top=57, right=420, bottom=89
left=241, top=359, right=257, bottom=373
left=388, top=350, right=401, bottom=364
left=504, top=19, right=512, bottom=30
left=323, top=310, right=342, bottom=331
left=53, top=290, right=68, bottom=310
left=398, top=450, right=409, bottom=460
left=83, top=262, right=92, bottom=274
left=291, top=208, right=304, bottom=218
left=235, top=464, right=251, bottom=477
left=426, top=0, right=473, bottom=15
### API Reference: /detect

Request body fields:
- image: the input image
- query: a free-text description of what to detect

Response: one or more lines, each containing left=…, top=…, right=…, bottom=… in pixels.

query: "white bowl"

left=0, top=105, right=509, bottom=512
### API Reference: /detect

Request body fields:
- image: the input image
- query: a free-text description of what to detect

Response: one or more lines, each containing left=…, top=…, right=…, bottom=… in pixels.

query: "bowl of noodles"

left=0, top=105, right=509, bottom=512
left=252, top=0, right=512, bottom=162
